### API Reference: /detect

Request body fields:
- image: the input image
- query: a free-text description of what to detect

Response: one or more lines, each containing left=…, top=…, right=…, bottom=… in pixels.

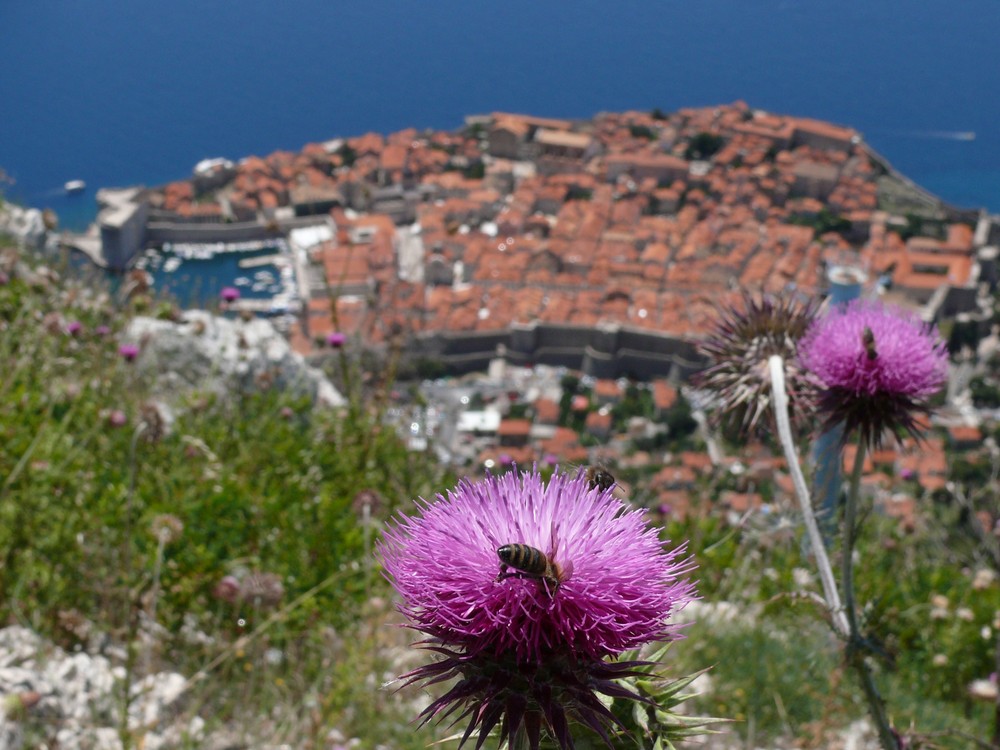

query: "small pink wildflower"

left=119, top=343, right=140, bottom=362
left=220, top=286, right=240, bottom=303
left=326, top=331, right=346, bottom=348
left=213, top=575, right=241, bottom=604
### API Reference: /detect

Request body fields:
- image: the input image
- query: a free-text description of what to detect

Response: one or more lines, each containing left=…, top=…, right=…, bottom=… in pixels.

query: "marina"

left=136, top=240, right=301, bottom=316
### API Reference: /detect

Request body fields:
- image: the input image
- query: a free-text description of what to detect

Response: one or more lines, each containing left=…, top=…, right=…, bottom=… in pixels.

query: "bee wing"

left=547, top=523, right=560, bottom=560
left=547, top=524, right=573, bottom=582
left=559, top=558, right=574, bottom=583
left=610, top=482, right=630, bottom=502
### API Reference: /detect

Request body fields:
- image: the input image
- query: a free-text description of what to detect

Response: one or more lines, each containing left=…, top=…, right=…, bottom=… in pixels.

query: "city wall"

left=146, top=215, right=326, bottom=245
left=414, top=321, right=705, bottom=380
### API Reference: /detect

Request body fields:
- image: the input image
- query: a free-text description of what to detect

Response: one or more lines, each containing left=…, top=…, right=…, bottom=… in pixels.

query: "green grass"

left=3, top=239, right=1000, bottom=748
left=0, top=244, right=454, bottom=749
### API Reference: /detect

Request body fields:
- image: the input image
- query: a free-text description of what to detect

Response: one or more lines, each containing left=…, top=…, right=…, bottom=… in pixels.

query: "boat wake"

left=892, top=130, right=976, bottom=141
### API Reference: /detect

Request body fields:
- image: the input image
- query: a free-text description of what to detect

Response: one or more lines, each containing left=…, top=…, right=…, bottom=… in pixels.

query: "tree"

left=629, top=125, right=658, bottom=141
left=338, top=143, right=357, bottom=167
left=969, top=375, right=1000, bottom=409
left=685, top=132, right=725, bottom=160
left=664, top=392, right=698, bottom=441
left=464, top=161, right=485, bottom=180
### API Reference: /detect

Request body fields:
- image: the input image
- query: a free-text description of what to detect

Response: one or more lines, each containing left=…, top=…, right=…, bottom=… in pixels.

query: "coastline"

left=11, top=102, right=995, bottom=370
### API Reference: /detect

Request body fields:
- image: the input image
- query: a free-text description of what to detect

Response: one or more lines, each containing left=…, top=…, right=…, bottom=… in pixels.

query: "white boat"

left=163, top=257, right=182, bottom=273
left=234, top=276, right=251, bottom=287
left=64, top=180, right=86, bottom=194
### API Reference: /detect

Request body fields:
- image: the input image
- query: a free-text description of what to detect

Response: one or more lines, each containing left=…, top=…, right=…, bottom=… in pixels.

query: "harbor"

left=135, top=239, right=301, bottom=316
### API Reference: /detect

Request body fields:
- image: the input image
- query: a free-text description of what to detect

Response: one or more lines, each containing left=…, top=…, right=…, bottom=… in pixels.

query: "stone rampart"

left=414, top=321, right=705, bottom=381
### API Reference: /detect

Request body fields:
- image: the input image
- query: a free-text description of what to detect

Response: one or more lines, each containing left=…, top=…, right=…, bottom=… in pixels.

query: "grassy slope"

left=2, top=239, right=998, bottom=748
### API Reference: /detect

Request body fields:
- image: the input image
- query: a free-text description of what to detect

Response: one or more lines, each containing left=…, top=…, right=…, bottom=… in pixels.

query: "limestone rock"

left=0, top=204, right=47, bottom=249
left=125, top=311, right=345, bottom=406
left=0, top=629, right=44, bottom=669
left=128, top=673, right=186, bottom=729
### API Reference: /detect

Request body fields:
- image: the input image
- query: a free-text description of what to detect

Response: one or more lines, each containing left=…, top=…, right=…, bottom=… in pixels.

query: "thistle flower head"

left=240, top=571, right=285, bottom=608
left=352, top=488, right=385, bottom=519
left=696, top=292, right=820, bottom=435
left=119, top=343, right=140, bottom=362
left=379, top=467, right=695, bottom=750
left=220, top=286, right=240, bottom=303
left=326, top=331, right=346, bottom=348
left=799, top=299, right=947, bottom=448
left=150, top=513, right=184, bottom=544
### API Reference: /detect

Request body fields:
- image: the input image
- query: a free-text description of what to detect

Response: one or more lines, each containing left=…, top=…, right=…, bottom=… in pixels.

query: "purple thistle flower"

left=65, top=320, right=82, bottom=336
left=220, top=286, right=240, bottom=303
left=379, top=467, right=696, bottom=750
left=118, top=343, right=140, bottom=362
left=95, top=325, right=111, bottom=337
left=326, top=331, right=346, bottom=348
left=799, top=299, right=947, bottom=449
left=696, top=291, right=820, bottom=436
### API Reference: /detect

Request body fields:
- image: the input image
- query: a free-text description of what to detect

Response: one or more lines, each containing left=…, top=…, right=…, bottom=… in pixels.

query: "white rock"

left=125, top=312, right=345, bottom=406
left=128, top=672, right=186, bottom=729
left=0, top=718, right=23, bottom=750
left=0, top=628, right=44, bottom=668
left=55, top=726, right=123, bottom=750
left=47, top=652, right=117, bottom=716
left=0, top=204, right=46, bottom=249
left=0, top=666, right=54, bottom=698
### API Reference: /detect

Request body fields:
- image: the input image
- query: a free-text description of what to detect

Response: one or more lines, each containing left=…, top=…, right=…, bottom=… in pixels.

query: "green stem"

left=842, top=440, right=865, bottom=644
left=843, top=438, right=897, bottom=750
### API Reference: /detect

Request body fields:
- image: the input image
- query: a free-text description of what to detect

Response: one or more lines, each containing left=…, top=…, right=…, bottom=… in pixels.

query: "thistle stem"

left=767, top=355, right=848, bottom=637
left=844, top=438, right=898, bottom=750
left=769, top=355, right=897, bottom=748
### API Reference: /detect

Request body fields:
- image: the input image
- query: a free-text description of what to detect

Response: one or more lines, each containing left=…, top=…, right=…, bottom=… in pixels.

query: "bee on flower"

left=379, top=466, right=696, bottom=750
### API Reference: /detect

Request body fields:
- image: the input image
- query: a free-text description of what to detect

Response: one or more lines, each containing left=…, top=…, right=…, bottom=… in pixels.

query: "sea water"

left=2, top=0, right=998, bottom=223
left=138, top=245, right=289, bottom=311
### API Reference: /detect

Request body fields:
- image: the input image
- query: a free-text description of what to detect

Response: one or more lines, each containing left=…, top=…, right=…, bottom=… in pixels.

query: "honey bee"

left=861, top=326, right=878, bottom=360
left=496, top=534, right=572, bottom=596
left=496, top=544, right=565, bottom=595
left=585, top=465, right=617, bottom=493
left=581, top=464, right=629, bottom=501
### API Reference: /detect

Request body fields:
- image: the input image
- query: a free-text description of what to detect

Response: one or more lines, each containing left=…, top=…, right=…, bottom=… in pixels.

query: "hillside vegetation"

left=2, top=240, right=999, bottom=749
left=0, top=241, right=454, bottom=749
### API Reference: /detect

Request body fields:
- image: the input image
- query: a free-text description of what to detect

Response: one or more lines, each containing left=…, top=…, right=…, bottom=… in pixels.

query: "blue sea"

left=2, top=0, right=999, bottom=231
